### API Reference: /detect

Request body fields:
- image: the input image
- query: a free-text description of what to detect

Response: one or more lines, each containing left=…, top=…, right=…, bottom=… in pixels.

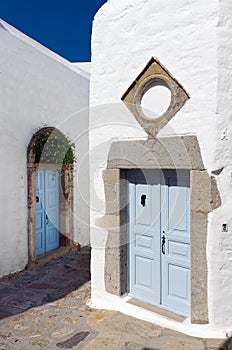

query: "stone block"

left=211, top=176, right=221, bottom=210
left=103, top=169, right=128, bottom=216
left=104, top=183, right=120, bottom=214
left=191, top=212, right=208, bottom=324
left=105, top=231, right=127, bottom=296
left=107, top=136, right=204, bottom=170
left=95, top=214, right=120, bottom=229
left=191, top=170, right=212, bottom=213
left=102, top=169, right=120, bottom=184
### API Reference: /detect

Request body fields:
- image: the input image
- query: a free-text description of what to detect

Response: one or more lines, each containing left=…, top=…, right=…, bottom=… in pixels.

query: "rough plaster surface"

left=207, top=0, right=232, bottom=329
left=90, top=0, right=232, bottom=332
left=0, top=22, right=90, bottom=277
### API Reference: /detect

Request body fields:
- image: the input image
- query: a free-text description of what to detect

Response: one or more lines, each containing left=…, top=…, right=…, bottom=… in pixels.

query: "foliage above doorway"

left=31, top=127, right=75, bottom=166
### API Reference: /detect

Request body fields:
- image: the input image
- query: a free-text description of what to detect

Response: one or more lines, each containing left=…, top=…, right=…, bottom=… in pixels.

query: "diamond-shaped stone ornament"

left=121, top=57, right=190, bottom=137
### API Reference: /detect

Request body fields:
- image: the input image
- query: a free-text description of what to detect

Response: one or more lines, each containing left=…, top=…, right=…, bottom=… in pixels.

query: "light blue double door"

left=36, top=170, right=60, bottom=256
left=128, top=169, right=190, bottom=316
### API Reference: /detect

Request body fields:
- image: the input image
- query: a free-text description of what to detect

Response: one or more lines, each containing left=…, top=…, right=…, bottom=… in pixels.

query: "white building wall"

left=90, top=0, right=232, bottom=334
left=207, top=0, right=232, bottom=328
left=0, top=21, right=90, bottom=277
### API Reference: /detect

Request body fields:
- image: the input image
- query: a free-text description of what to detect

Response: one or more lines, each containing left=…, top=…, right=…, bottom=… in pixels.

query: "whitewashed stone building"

left=2, top=0, right=232, bottom=339
left=0, top=20, right=90, bottom=277
left=90, top=0, right=232, bottom=338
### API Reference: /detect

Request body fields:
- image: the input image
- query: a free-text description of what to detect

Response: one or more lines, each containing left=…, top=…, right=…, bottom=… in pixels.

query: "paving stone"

left=24, top=329, right=42, bottom=337
left=86, top=310, right=116, bottom=326
left=98, top=313, right=162, bottom=337
left=119, top=334, right=157, bottom=350
left=51, top=327, right=74, bottom=339
left=63, top=292, right=77, bottom=299
left=13, top=324, right=29, bottom=331
left=124, top=342, right=150, bottom=350
left=28, top=308, right=47, bottom=316
left=63, top=317, right=80, bottom=324
left=52, top=302, right=79, bottom=309
left=0, top=342, right=10, bottom=350
left=56, top=332, right=90, bottom=348
left=28, top=337, right=51, bottom=348
left=162, top=340, right=195, bottom=350
left=144, top=336, right=205, bottom=350
left=83, top=333, right=122, bottom=350
left=0, top=331, right=12, bottom=340
left=44, top=320, right=56, bottom=328
left=9, top=314, right=28, bottom=322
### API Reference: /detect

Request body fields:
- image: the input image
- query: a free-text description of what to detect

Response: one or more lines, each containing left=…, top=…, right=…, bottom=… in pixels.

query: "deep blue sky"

left=0, top=0, right=107, bottom=62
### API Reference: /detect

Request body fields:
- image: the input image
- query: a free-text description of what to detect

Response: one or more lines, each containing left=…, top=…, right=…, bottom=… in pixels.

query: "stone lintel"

left=107, top=136, right=204, bottom=171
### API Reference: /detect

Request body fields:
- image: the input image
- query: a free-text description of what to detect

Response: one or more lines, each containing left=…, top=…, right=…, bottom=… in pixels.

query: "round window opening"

left=141, top=84, right=172, bottom=119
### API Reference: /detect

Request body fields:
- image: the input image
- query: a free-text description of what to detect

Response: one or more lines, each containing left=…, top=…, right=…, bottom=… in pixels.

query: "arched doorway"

left=27, top=127, right=74, bottom=261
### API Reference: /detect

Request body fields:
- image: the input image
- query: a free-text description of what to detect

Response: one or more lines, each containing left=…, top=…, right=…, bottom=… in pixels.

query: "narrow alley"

left=0, top=248, right=229, bottom=349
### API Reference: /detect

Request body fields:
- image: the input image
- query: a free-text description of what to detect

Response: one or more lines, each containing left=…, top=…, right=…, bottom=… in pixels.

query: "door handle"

left=161, top=234, right=166, bottom=255
left=46, top=214, right=49, bottom=225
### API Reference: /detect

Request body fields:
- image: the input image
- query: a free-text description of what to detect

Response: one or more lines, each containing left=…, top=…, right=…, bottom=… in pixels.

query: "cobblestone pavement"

left=0, top=247, right=230, bottom=350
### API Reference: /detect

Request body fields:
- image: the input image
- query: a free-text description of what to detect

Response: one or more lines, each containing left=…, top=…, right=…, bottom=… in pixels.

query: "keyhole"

left=141, top=194, right=146, bottom=207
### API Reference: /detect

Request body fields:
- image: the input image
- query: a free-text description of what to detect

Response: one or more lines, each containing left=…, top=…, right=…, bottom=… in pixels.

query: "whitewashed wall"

left=207, top=0, right=232, bottom=329
left=0, top=21, right=90, bottom=277
left=90, top=0, right=232, bottom=333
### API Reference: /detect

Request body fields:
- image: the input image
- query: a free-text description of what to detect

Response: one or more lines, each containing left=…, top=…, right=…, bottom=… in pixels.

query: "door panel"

left=135, top=234, right=153, bottom=250
left=168, top=241, right=190, bottom=260
left=168, top=264, right=189, bottom=299
left=128, top=169, right=190, bottom=317
left=135, top=184, right=152, bottom=226
left=128, top=170, right=161, bottom=305
left=161, top=171, right=190, bottom=316
left=36, top=170, right=46, bottom=256
left=135, top=255, right=153, bottom=287
left=36, top=170, right=60, bottom=256
left=45, top=170, right=59, bottom=252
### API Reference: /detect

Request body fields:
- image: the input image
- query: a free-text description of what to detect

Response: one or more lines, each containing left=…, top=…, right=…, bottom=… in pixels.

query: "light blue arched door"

left=128, top=169, right=190, bottom=316
left=36, top=170, right=60, bottom=256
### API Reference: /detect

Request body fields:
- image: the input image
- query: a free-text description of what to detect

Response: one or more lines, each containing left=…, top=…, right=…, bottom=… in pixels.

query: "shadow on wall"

left=219, top=337, right=232, bottom=350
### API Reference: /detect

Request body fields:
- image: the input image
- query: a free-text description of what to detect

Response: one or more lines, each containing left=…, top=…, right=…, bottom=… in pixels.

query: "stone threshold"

left=27, top=244, right=80, bottom=268
left=128, top=298, right=186, bottom=323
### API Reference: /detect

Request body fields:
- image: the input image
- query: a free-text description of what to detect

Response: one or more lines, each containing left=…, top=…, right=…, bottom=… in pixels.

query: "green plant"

left=32, top=128, right=75, bottom=166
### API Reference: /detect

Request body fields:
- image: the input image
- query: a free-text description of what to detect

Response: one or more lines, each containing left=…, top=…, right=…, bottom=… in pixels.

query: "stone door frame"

left=27, top=127, right=74, bottom=263
left=97, top=136, right=221, bottom=324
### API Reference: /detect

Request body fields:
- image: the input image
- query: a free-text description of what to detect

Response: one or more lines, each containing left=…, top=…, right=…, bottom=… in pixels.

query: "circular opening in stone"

left=141, top=84, right=171, bottom=119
